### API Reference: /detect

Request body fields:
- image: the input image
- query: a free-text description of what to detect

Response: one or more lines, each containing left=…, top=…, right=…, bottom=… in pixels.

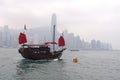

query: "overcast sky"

left=0, top=0, right=120, bottom=49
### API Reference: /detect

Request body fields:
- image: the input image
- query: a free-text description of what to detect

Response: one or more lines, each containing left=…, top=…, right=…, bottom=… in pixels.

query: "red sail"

left=58, top=36, right=65, bottom=46
left=18, top=33, right=27, bottom=44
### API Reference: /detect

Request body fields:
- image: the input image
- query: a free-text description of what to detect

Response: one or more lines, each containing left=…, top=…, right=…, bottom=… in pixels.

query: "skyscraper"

left=51, top=13, right=57, bottom=51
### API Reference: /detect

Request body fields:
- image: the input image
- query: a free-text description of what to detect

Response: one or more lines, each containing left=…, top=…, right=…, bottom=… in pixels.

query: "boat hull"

left=18, top=48, right=65, bottom=60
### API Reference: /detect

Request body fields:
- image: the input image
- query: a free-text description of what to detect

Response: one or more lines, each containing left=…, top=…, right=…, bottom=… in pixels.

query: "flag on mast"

left=24, top=24, right=27, bottom=30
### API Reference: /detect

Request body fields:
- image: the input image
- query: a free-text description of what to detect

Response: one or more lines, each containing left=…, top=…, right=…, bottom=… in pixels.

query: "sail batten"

left=18, top=33, right=27, bottom=44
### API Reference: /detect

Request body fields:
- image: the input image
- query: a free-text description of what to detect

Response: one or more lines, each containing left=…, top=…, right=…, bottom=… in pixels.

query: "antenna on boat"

left=23, top=24, right=27, bottom=33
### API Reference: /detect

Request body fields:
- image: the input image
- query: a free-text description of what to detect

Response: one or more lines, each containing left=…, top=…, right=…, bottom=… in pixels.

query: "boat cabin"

left=22, top=44, right=51, bottom=54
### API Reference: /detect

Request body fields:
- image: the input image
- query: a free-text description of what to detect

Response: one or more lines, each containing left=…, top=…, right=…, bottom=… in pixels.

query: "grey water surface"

left=0, top=48, right=120, bottom=80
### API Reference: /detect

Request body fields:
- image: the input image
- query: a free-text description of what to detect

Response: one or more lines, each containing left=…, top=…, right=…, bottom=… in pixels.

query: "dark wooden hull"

left=18, top=47, right=65, bottom=60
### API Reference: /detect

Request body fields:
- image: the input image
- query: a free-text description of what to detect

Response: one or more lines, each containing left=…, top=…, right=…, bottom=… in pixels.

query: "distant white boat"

left=70, top=49, right=79, bottom=51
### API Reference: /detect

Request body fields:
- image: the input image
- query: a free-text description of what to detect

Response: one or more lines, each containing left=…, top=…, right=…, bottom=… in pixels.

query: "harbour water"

left=0, top=48, right=120, bottom=80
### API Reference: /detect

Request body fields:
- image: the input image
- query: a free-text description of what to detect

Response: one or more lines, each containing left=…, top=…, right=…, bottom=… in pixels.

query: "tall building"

left=51, top=13, right=57, bottom=51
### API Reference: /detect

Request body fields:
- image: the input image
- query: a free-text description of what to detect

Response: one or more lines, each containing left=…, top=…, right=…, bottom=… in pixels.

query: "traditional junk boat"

left=18, top=14, right=66, bottom=60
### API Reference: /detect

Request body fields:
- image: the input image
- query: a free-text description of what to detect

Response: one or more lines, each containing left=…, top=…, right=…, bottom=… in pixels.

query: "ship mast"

left=53, top=25, right=55, bottom=51
left=51, top=13, right=56, bottom=52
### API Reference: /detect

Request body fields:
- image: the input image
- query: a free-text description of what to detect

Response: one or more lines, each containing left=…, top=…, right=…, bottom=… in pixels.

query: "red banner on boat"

left=18, top=33, right=27, bottom=44
left=58, top=36, right=65, bottom=46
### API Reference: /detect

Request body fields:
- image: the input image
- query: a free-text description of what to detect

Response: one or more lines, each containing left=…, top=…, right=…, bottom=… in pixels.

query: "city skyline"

left=0, top=25, right=112, bottom=50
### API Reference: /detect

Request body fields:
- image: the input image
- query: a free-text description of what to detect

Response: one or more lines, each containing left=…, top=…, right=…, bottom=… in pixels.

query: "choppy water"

left=0, top=48, right=120, bottom=80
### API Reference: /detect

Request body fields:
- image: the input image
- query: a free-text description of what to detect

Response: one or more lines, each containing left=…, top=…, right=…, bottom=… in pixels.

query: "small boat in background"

left=70, top=49, right=79, bottom=51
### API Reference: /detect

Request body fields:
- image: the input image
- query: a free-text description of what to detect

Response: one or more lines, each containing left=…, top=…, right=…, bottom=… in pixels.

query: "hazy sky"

left=0, top=0, right=120, bottom=49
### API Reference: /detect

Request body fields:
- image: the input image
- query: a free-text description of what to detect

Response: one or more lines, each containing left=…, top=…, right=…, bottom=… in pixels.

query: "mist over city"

left=0, top=25, right=112, bottom=50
